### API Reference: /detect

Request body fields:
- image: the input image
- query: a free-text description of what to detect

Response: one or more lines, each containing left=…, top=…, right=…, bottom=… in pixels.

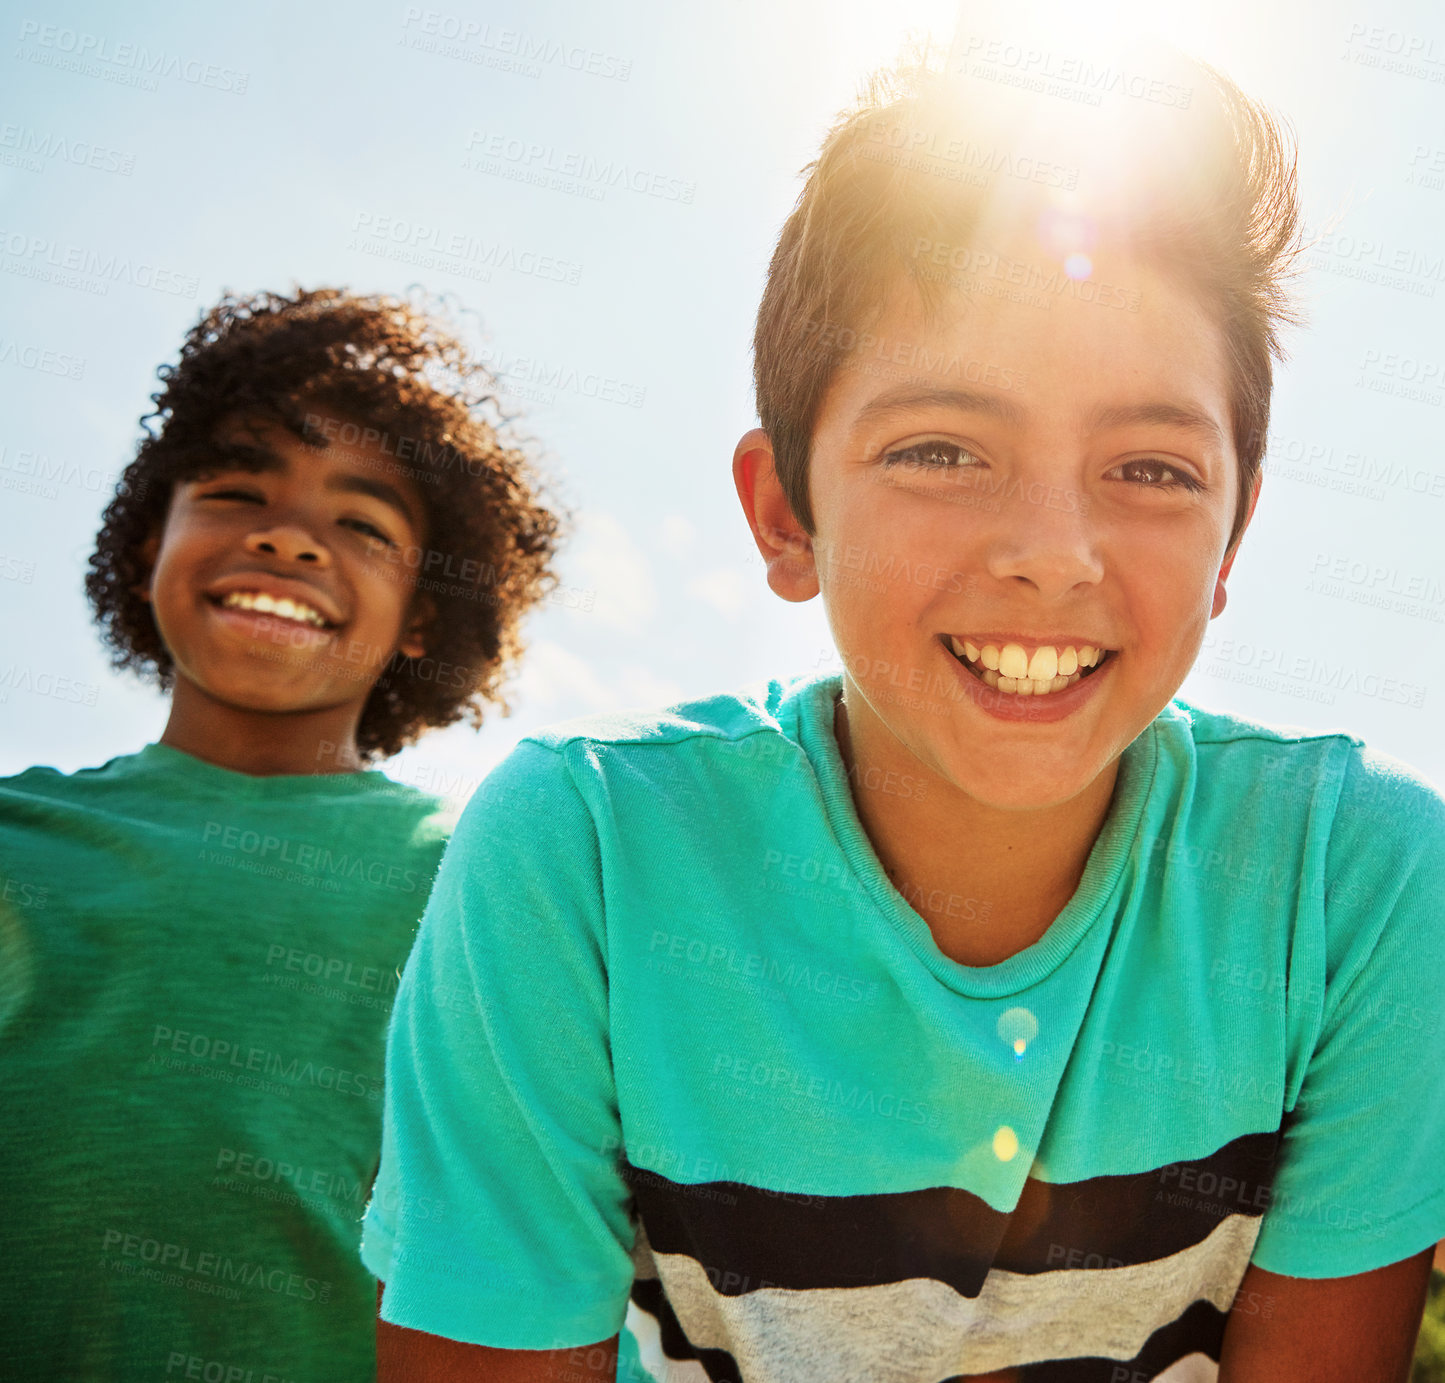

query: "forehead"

left=836, top=244, right=1231, bottom=426
left=207, top=408, right=429, bottom=526
left=209, top=408, right=419, bottom=480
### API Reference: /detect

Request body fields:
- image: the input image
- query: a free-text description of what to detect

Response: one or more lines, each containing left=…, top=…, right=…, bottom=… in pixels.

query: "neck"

left=159, top=681, right=369, bottom=777
left=833, top=691, right=1118, bottom=967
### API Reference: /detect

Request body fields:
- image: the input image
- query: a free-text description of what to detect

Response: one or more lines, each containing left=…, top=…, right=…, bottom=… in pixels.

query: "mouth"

left=942, top=635, right=1116, bottom=696
left=209, top=590, right=340, bottom=631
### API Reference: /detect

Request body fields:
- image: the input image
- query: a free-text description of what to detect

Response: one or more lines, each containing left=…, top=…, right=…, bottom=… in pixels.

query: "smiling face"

left=745, top=246, right=1253, bottom=817
left=143, top=409, right=429, bottom=722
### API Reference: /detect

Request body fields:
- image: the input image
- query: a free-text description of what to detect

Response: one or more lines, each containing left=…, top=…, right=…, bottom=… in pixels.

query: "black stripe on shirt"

left=623, top=1125, right=1282, bottom=1299
left=632, top=1275, right=745, bottom=1383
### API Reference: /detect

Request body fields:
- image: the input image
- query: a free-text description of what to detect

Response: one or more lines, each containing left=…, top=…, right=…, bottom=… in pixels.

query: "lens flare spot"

left=993, top=1125, right=1020, bottom=1162
left=997, top=1006, right=1039, bottom=1060
left=1064, top=252, right=1093, bottom=280
left=1038, top=208, right=1098, bottom=261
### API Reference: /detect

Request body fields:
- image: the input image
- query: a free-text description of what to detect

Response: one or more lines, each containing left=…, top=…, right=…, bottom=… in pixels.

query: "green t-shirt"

left=363, top=674, right=1445, bottom=1382
left=0, top=742, right=452, bottom=1381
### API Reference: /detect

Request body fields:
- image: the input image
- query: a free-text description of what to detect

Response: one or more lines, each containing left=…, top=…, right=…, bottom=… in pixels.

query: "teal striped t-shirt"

left=363, top=673, right=1445, bottom=1382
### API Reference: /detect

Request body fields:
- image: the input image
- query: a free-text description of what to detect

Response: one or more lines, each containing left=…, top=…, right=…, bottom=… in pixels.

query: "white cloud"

left=659, top=513, right=698, bottom=559
left=568, top=512, right=658, bottom=634
left=512, top=638, right=618, bottom=713
left=617, top=664, right=685, bottom=708
left=686, top=566, right=749, bottom=623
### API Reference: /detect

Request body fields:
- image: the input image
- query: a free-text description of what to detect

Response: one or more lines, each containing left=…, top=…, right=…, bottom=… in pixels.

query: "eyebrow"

left=853, top=387, right=1227, bottom=450
left=1086, top=401, right=1228, bottom=449
left=327, top=473, right=419, bottom=529
left=203, top=438, right=421, bottom=529
left=853, top=387, right=1027, bottom=428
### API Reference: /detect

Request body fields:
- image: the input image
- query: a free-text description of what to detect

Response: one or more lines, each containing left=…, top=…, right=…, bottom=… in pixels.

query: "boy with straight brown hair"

left=367, top=47, right=1445, bottom=1383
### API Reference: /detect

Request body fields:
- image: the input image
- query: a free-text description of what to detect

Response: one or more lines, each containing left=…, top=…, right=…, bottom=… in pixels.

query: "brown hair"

left=87, top=287, right=564, bottom=761
left=753, top=50, right=1304, bottom=549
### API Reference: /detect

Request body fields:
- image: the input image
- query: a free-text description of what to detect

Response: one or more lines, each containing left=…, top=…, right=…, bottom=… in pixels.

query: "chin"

left=202, top=678, right=330, bottom=714
left=971, top=785, right=1087, bottom=814
left=945, top=760, right=1101, bottom=813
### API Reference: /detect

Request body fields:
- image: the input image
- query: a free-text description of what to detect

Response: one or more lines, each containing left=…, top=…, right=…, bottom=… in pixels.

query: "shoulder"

left=520, top=673, right=825, bottom=757
left=0, top=751, right=137, bottom=792
left=1168, top=695, right=1443, bottom=836
left=1171, top=700, right=1445, bottom=977
left=1143, top=701, right=1445, bottom=917
left=0, top=764, right=64, bottom=800
left=1159, top=699, right=1373, bottom=816
left=1167, top=697, right=1355, bottom=766
left=1, top=748, right=456, bottom=849
left=453, top=674, right=833, bottom=844
left=489, top=673, right=827, bottom=794
left=1317, top=740, right=1445, bottom=922
left=0, top=751, right=146, bottom=817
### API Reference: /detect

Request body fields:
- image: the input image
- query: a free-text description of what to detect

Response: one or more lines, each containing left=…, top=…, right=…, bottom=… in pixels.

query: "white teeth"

left=1026, top=646, right=1058, bottom=682
left=998, top=643, right=1030, bottom=679
left=222, top=591, right=328, bottom=627
left=985, top=669, right=1079, bottom=697
left=947, top=634, right=1111, bottom=696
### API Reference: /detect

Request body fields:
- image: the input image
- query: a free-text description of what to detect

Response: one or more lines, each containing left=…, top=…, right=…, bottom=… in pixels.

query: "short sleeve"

left=1252, top=746, right=1445, bottom=1277
left=361, top=739, right=634, bottom=1347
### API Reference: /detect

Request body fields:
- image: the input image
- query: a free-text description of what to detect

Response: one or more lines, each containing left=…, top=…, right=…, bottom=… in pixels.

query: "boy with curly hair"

left=367, top=49, right=1445, bottom=1383
left=0, top=287, right=561, bottom=1379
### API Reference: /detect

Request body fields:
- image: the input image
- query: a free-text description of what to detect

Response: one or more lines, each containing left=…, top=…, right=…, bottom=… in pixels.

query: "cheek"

left=143, top=544, right=188, bottom=616
left=349, top=575, right=418, bottom=652
left=367, top=565, right=418, bottom=622
left=1125, top=554, right=1217, bottom=661
left=1117, top=511, right=1222, bottom=585
left=835, top=486, right=953, bottom=567
left=144, top=507, right=223, bottom=592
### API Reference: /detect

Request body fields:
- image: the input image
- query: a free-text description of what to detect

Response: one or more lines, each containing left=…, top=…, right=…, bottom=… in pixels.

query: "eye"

left=882, top=440, right=984, bottom=471
left=198, top=486, right=264, bottom=503
left=341, top=517, right=398, bottom=548
left=1112, top=458, right=1204, bottom=492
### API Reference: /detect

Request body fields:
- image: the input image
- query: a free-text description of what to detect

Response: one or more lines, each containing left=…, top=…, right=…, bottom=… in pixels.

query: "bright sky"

left=1, top=0, right=1442, bottom=797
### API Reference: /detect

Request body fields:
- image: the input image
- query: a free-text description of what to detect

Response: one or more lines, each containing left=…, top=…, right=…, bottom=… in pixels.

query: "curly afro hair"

left=86, top=286, right=564, bottom=761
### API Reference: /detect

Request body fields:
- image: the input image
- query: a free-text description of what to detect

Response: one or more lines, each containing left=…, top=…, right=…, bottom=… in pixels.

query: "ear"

left=731, top=428, right=819, bottom=603
left=397, top=593, right=433, bottom=660
left=1212, top=472, right=1262, bottom=619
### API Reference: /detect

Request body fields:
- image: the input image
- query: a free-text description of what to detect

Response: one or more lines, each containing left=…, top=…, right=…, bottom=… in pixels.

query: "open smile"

left=205, top=588, right=344, bottom=645
left=211, top=589, right=337, bottom=629
left=942, top=635, right=1117, bottom=697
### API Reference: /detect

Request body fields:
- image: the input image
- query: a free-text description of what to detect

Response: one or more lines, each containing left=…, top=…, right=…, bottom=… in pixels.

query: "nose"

left=983, top=488, right=1104, bottom=599
left=244, top=525, right=331, bottom=568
